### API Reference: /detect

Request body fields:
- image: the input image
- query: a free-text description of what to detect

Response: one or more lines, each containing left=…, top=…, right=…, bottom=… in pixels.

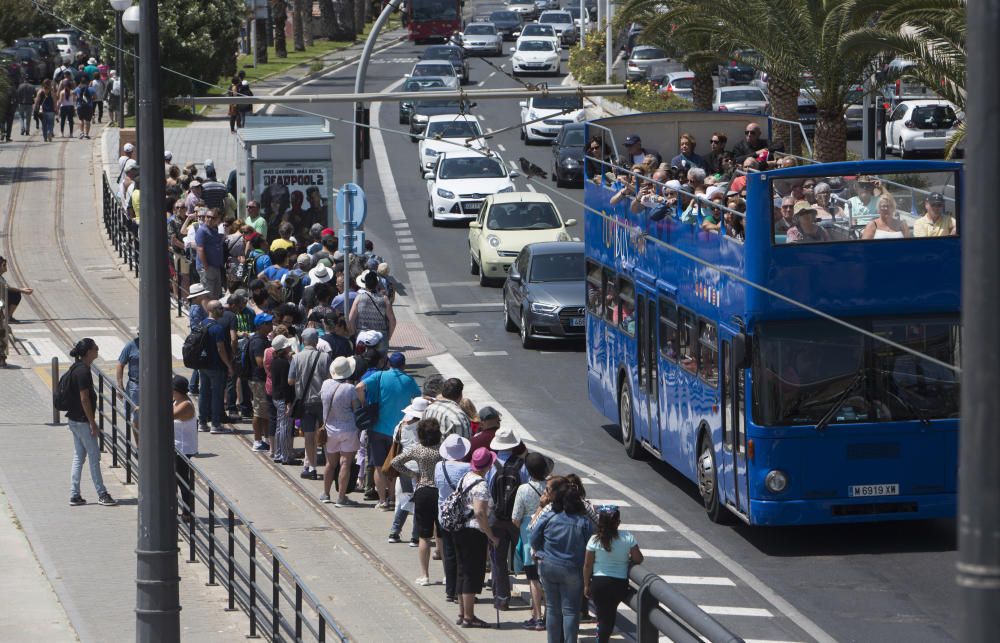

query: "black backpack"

left=491, top=456, right=524, bottom=521
left=239, top=336, right=257, bottom=379
left=53, top=361, right=82, bottom=411
left=182, top=321, right=214, bottom=369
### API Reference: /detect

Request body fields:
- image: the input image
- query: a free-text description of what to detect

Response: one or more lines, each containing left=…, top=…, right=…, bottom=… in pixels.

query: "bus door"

left=720, top=332, right=750, bottom=519
left=635, top=288, right=661, bottom=453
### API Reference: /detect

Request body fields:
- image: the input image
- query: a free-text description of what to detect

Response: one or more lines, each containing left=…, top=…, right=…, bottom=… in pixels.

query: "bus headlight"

left=765, top=470, right=788, bottom=493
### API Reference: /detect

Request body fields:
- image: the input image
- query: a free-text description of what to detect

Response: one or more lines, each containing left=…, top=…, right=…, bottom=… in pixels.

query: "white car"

left=885, top=100, right=960, bottom=158
left=43, top=33, right=80, bottom=64
left=658, top=71, right=695, bottom=101
left=510, top=39, right=561, bottom=76
left=520, top=95, right=585, bottom=143
left=566, top=6, right=591, bottom=33
left=417, top=115, right=487, bottom=172
left=461, top=23, right=503, bottom=56
left=538, top=10, right=578, bottom=45
left=407, top=60, right=459, bottom=89
left=713, top=85, right=769, bottom=114
left=425, top=151, right=519, bottom=225
left=516, top=23, right=560, bottom=51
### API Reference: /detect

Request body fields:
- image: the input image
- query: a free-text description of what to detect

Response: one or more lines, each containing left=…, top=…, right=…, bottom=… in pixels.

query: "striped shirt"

left=424, top=399, right=471, bottom=440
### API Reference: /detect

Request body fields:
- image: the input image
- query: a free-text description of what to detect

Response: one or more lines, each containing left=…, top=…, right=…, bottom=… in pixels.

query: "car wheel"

left=503, top=297, right=517, bottom=332
left=899, top=138, right=911, bottom=159
left=520, top=127, right=525, bottom=141
left=619, top=380, right=644, bottom=459
left=478, top=261, right=490, bottom=287
left=552, top=164, right=558, bottom=183
left=399, top=116, right=407, bottom=125
left=519, top=310, right=535, bottom=348
left=470, top=251, right=479, bottom=275
left=698, top=435, right=731, bottom=524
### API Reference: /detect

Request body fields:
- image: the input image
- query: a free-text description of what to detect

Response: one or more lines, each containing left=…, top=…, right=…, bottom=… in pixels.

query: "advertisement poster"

left=252, top=162, right=333, bottom=232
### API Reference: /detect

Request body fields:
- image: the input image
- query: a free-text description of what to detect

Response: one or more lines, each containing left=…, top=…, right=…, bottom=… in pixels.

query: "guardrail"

left=54, top=357, right=346, bottom=641
left=627, top=565, right=743, bottom=643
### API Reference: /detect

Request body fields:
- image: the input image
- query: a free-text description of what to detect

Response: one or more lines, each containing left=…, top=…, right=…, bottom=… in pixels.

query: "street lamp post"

left=110, top=0, right=129, bottom=128
left=125, top=1, right=180, bottom=640
left=122, top=5, right=140, bottom=140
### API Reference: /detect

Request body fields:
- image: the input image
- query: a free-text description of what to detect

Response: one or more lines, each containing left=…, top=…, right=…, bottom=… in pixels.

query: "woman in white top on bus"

left=173, top=375, right=198, bottom=522
left=861, top=194, right=911, bottom=240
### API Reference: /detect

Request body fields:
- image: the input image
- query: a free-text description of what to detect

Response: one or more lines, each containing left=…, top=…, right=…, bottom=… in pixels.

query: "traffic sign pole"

left=343, top=185, right=354, bottom=320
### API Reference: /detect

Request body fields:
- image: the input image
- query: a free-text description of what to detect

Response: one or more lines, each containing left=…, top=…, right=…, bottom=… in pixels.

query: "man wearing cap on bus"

left=622, top=134, right=660, bottom=166
left=913, top=192, right=957, bottom=237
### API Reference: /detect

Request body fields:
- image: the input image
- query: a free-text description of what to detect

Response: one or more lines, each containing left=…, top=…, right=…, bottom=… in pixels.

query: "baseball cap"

left=478, top=406, right=500, bottom=421
left=927, top=192, right=945, bottom=204
left=204, top=158, right=215, bottom=169
left=164, top=151, right=173, bottom=162
left=254, top=312, right=274, bottom=326
left=123, top=142, right=134, bottom=153
left=388, top=352, right=405, bottom=368
left=357, top=330, right=383, bottom=347
left=296, top=253, right=312, bottom=268
left=189, top=179, right=202, bottom=188
left=623, top=134, right=641, bottom=146
left=321, top=227, right=336, bottom=237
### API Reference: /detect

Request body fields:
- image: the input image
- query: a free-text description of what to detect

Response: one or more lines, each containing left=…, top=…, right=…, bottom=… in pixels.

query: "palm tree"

left=272, top=0, right=289, bottom=58
left=639, top=0, right=892, bottom=162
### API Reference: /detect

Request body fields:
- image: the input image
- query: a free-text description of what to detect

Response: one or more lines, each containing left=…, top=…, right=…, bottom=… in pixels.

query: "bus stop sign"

left=336, top=182, right=367, bottom=227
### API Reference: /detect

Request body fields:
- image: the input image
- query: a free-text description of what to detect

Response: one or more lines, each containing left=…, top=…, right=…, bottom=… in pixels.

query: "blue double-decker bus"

left=583, top=112, right=961, bottom=526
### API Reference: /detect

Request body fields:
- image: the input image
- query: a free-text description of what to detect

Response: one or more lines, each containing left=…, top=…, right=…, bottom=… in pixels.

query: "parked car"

left=425, top=150, right=518, bottom=225
left=421, top=45, right=470, bottom=84
left=520, top=94, right=584, bottom=143
left=460, top=23, right=503, bottom=56
left=510, top=39, right=561, bottom=77
left=623, top=23, right=643, bottom=57
left=398, top=77, right=447, bottom=125
left=626, top=45, right=670, bottom=82
left=407, top=60, right=460, bottom=88
left=657, top=71, right=695, bottom=101
left=14, top=38, right=61, bottom=78
left=43, top=33, right=80, bottom=65
left=489, top=10, right=524, bottom=40
left=1, top=47, right=46, bottom=83
left=797, top=89, right=818, bottom=136
left=538, top=10, right=578, bottom=45
left=502, top=241, right=586, bottom=348
left=409, top=95, right=475, bottom=140
left=470, top=193, right=575, bottom=285
left=417, top=114, right=486, bottom=172
left=884, top=100, right=959, bottom=158
left=713, top=85, right=769, bottom=114
left=551, top=122, right=586, bottom=187
left=718, top=52, right=756, bottom=86
left=506, top=0, right=539, bottom=21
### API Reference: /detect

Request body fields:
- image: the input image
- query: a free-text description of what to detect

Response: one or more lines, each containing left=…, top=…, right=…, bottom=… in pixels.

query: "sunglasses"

left=745, top=130, right=758, bottom=135
left=711, top=139, right=722, bottom=144
left=803, top=183, right=816, bottom=188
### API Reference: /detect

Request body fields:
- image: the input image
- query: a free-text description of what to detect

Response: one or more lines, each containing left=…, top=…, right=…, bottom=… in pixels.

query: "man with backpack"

left=196, top=300, right=235, bottom=433
left=245, top=313, right=274, bottom=452
left=487, top=424, right=530, bottom=610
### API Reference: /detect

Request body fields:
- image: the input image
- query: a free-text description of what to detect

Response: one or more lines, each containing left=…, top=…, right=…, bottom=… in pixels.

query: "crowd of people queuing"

left=106, top=151, right=653, bottom=640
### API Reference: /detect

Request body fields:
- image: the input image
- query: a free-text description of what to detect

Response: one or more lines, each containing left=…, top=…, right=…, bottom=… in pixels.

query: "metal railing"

left=55, top=359, right=346, bottom=642
left=627, top=565, right=743, bottom=643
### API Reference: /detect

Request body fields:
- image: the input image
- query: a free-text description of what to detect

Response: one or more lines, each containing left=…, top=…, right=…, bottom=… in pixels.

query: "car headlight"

left=414, top=114, right=428, bottom=123
left=423, top=148, right=438, bottom=156
left=765, top=470, right=788, bottom=493
left=528, top=110, right=538, bottom=120
left=530, top=301, right=558, bottom=313
left=436, top=187, right=455, bottom=199
left=498, top=185, right=514, bottom=193
left=487, top=234, right=500, bottom=247
left=561, top=157, right=580, bottom=168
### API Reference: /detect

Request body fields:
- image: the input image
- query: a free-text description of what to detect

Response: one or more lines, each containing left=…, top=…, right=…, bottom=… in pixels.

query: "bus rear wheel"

left=618, top=381, right=644, bottom=459
left=698, top=437, right=731, bottom=524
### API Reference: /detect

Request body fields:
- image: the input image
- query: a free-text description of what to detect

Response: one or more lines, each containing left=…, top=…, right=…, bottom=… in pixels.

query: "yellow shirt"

left=913, top=213, right=956, bottom=237
left=270, top=238, right=294, bottom=252
left=130, top=187, right=141, bottom=223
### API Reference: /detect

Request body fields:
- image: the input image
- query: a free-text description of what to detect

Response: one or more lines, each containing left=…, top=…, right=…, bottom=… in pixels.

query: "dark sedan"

left=409, top=96, right=476, bottom=140
left=398, top=77, right=447, bottom=124
left=421, top=45, right=470, bottom=84
left=489, top=10, right=524, bottom=40
left=503, top=242, right=586, bottom=348
left=1, top=47, right=46, bottom=83
left=14, top=38, right=61, bottom=78
left=551, top=123, right=586, bottom=187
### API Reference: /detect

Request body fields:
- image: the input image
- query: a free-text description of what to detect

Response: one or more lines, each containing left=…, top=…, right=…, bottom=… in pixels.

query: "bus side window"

left=586, top=260, right=603, bottom=318
left=618, top=277, right=636, bottom=336
left=699, top=319, right=719, bottom=387
left=603, top=269, right=617, bottom=324
left=678, top=308, right=697, bottom=374
left=658, top=298, right=678, bottom=361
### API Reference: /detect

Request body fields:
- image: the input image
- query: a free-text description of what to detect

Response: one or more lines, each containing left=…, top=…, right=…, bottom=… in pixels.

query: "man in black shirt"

left=65, top=339, right=117, bottom=507
left=248, top=313, right=274, bottom=453
left=730, top=122, right=769, bottom=163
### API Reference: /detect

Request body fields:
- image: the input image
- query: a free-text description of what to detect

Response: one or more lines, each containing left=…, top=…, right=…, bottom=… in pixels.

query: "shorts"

left=298, top=404, right=322, bottom=433
left=325, top=429, right=360, bottom=454
left=367, top=431, right=392, bottom=468
left=412, top=486, right=438, bottom=539
left=249, top=380, right=269, bottom=419
left=523, top=564, right=539, bottom=581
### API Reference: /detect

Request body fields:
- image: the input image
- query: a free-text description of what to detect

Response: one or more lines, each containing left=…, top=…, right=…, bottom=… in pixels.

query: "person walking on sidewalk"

left=392, top=417, right=444, bottom=586
left=33, top=80, right=56, bottom=142
left=320, top=356, right=363, bottom=506
left=288, top=327, right=329, bottom=480
left=73, top=78, right=94, bottom=139
left=106, top=70, right=121, bottom=127
left=584, top=505, right=644, bottom=643
left=15, top=78, right=35, bottom=137
left=57, top=79, right=75, bottom=138
left=65, top=338, right=117, bottom=507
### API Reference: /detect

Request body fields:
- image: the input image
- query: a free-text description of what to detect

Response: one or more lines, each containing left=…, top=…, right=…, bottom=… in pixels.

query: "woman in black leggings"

left=583, top=506, right=644, bottom=643
left=57, top=81, right=76, bottom=137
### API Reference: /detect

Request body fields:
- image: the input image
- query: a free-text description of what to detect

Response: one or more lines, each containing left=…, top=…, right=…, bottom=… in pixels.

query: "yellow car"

left=468, top=192, right=577, bottom=286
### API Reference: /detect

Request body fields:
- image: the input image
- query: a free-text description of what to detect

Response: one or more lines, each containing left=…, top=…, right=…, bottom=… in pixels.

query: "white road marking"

left=525, top=184, right=536, bottom=192
left=405, top=262, right=424, bottom=270
left=620, top=524, right=666, bottom=532
left=430, top=281, right=479, bottom=288
left=488, top=71, right=497, bottom=78
left=447, top=322, right=481, bottom=328
left=439, top=302, right=503, bottom=308
left=478, top=80, right=486, bottom=87
left=68, top=326, right=114, bottom=332
left=700, top=606, right=774, bottom=618
left=402, top=253, right=421, bottom=260
left=661, top=575, right=736, bottom=587
left=11, top=329, right=50, bottom=334
left=24, top=337, right=69, bottom=364
left=486, top=128, right=494, bottom=134
left=589, top=499, right=631, bottom=507
left=473, top=351, right=508, bottom=357
left=400, top=244, right=417, bottom=251
left=497, top=144, right=506, bottom=152
left=643, top=549, right=702, bottom=559
left=428, top=353, right=535, bottom=442
left=508, top=160, right=518, bottom=170
left=91, top=336, right=126, bottom=361
left=392, top=221, right=410, bottom=228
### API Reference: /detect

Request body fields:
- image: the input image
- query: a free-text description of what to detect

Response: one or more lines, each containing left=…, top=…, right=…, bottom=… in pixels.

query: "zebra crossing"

left=13, top=327, right=186, bottom=365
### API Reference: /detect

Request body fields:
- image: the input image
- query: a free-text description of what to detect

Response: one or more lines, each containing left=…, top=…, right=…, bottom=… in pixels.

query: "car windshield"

left=754, top=316, right=960, bottom=426
left=489, top=203, right=561, bottom=230
left=561, top=128, right=586, bottom=146
left=491, top=11, right=518, bottom=20
left=542, top=13, right=572, bottom=23
left=529, top=252, right=584, bottom=282
left=426, top=120, right=482, bottom=138
left=510, top=0, right=534, bottom=5
left=425, top=47, right=461, bottom=60
left=720, top=89, right=765, bottom=102
left=632, top=48, right=666, bottom=60
left=522, top=25, right=554, bottom=36
left=414, top=64, right=455, bottom=77
left=567, top=7, right=582, bottom=17
left=670, top=77, right=694, bottom=89
left=439, top=156, right=506, bottom=179
left=519, top=40, right=554, bottom=52
left=533, top=96, right=583, bottom=110
left=909, top=105, right=957, bottom=130
left=465, top=25, right=496, bottom=35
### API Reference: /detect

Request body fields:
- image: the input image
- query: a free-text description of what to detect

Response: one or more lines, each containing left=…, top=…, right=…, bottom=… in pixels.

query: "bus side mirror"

left=733, top=333, right=751, bottom=369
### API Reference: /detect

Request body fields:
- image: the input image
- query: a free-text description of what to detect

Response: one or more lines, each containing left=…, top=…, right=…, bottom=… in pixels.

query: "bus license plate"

left=849, top=483, right=899, bottom=497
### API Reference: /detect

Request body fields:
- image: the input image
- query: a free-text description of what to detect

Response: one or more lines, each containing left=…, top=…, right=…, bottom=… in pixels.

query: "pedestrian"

left=288, top=327, right=330, bottom=479
left=434, top=434, right=472, bottom=605
left=486, top=423, right=530, bottom=609
left=195, top=208, right=225, bottom=299
left=247, top=313, right=274, bottom=451
left=513, top=452, right=555, bottom=631
left=530, top=478, right=594, bottom=643
left=172, top=375, right=198, bottom=522
left=57, top=79, right=75, bottom=138
left=424, top=378, right=472, bottom=439
left=584, top=506, right=644, bottom=643
left=115, top=333, right=140, bottom=425
left=319, top=355, right=363, bottom=506
left=348, top=270, right=395, bottom=352
left=89, top=73, right=105, bottom=123
left=15, top=77, right=35, bottom=137
left=0, top=254, right=33, bottom=323
left=388, top=396, right=428, bottom=543
left=73, top=78, right=94, bottom=139
left=0, top=255, right=33, bottom=368
left=1, top=72, right=15, bottom=142
left=65, top=338, right=118, bottom=507
left=186, top=283, right=210, bottom=394
left=199, top=300, right=236, bottom=434
left=107, top=70, right=121, bottom=127
left=391, top=417, right=444, bottom=586
left=226, top=76, right=241, bottom=133
left=237, top=79, right=253, bottom=127
left=356, top=351, right=421, bottom=509
left=33, top=79, right=56, bottom=142
left=453, top=447, right=500, bottom=629
left=269, top=335, right=299, bottom=465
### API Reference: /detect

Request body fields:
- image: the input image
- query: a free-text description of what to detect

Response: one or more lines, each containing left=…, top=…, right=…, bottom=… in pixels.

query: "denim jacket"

left=529, top=510, right=594, bottom=569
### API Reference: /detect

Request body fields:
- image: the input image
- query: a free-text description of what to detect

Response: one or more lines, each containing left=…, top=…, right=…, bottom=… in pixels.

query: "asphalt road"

left=272, top=20, right=957, bottom=643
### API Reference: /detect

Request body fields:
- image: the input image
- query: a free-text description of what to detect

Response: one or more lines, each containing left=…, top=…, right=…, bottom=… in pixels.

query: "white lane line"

left=643, top=549, right=702, bottom=559
left=508, top=160, right=518, bottom=171
left=439, top=302, right=503, bottom=308
left=476, top=114, right=484, bottom=121
left=588, top=499, right=632, bottom=507
left=488, top=71, right=497, bottom=78
left=525, top=184, right=536, bottom=192
left=478, top=80, right=485, bottom=87
left=68, top=326, right=114, bottom=332
left=405, top=262, right=424, bottom=270
left=91, top=336, right=126, bottom=361
left=392, top=221, right=410, bottom=228
left=577, top=477, right=599, bottom=486
left=497, top=144, right=506, bottom=152
left=620, top=524, right=666, bottom=532
left=428, top=353, right=535, bottom=442
left=700, top=606, right=774, bottom=618
left=448, top=322, right=481, bottom=328
left=400, top=244, right=418, bottom=251
left=486, top=128, right=495, bottom=134
left=661, top=575, right=736, bottom=587
left=24, top=337, right=69, bottom=364
left=402, top=253, right=421, bottom=260
left=473, top=351, right=508, bottom=357
left=430, top=281, right=479, bottom=288
left=11, top=329, right=50, bottom=334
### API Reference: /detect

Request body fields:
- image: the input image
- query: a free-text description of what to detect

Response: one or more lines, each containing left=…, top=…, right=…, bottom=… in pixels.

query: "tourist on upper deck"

left=913, top=192, right=957, bottom=237
left=812, top=182, right=843, bottom=221
left=622, top=134, right=660, bottom=166
left=670, top=133, right=705, bottom=171
left=845, top=176, right=883, bottom=221
left=775, top=197, right=796, bottom=234
left=730, top=122, right=769, bottom=163
left=786, top=202, right=829, bottom=243
left=861, top=194, right=911, bottom=239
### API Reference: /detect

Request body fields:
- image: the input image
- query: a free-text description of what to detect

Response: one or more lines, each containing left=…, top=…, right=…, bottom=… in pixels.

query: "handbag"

left=353, top=372, right=381, bottom=432
left=381, top=426, right=402, bottom=479
left=291, top=351, right=322, bottom=419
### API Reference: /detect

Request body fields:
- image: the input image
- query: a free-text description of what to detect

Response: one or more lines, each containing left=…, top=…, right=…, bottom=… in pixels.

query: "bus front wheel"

left=618, top=381, right=644, bottom=460
left=698, top=437, right=730, bottom=524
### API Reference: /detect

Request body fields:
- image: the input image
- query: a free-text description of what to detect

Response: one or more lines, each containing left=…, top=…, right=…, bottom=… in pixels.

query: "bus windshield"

left=412, top=0, right=459, bottom=21
left=754, top=316, right=960, bottom=426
